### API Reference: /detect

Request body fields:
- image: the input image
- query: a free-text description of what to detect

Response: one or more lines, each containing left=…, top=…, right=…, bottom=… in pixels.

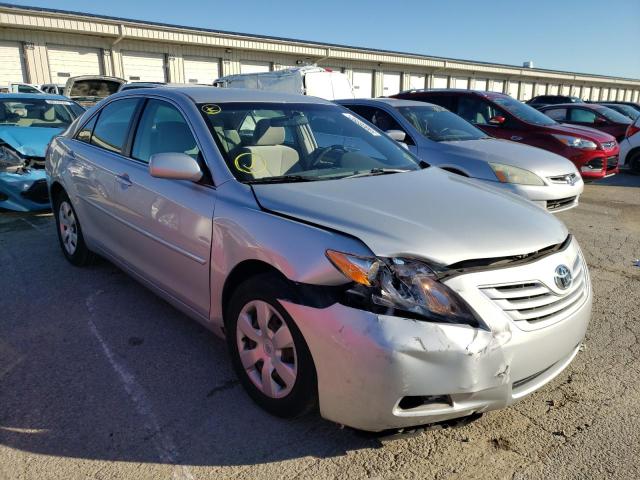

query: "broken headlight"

left=326, top=250, right=485, bottom=328
left=0, top=145, right=25, bottom=170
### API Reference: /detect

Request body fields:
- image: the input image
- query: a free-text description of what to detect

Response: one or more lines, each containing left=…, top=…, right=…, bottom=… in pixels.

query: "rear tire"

left=53, top=191, right=95, bottom=266
left=225, top=273, right=318, bottom=418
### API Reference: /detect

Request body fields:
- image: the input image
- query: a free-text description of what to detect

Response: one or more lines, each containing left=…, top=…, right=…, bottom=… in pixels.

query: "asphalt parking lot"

left=1, top=174, right=639, bottom=480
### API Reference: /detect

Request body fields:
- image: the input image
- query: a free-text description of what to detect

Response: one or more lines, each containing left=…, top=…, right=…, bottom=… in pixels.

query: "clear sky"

left=5, top=0, right=640, bottom=79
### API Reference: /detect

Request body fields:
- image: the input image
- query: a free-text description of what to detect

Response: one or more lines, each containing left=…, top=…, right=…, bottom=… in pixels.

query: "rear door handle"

left=116, top=173, right=132, bottom=188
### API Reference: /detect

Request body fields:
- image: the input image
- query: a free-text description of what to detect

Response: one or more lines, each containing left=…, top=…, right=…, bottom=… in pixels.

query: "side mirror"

left=386, top=129, right=406, bottom=142
left=149, top=152, right=203, bottom=181
left=489, top=115, right=506, bottom=125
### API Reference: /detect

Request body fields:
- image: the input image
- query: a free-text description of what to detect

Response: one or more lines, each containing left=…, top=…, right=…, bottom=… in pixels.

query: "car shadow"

left=0, top=214, right=404, bottom=468
left=588, top=171, right=640, bottom=188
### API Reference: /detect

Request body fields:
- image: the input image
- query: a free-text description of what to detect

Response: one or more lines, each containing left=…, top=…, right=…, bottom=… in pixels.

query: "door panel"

left=112, top=160, right=215, bottom=317
left=111, top=99, right=215, bottom=317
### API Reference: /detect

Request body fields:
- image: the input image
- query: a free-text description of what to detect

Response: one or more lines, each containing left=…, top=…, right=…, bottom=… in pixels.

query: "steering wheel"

left=310, top=145, right=350, bottom=169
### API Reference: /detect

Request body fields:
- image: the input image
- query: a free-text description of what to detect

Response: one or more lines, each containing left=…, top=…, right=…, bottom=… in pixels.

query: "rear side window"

left=91, top=99, right=140, bottom=153
left=76, top=115, right=97, bottom=144
left=457, top=96, right=503, bottom=125
left=569, top=108, right=597, bottom=124
left=131, top=99, right=199, bottom=163
left=544, top=108, right=567, bottom=121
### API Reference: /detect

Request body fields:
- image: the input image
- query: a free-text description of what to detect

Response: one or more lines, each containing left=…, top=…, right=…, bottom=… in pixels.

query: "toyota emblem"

left=554, top=265, right=572, bottom=290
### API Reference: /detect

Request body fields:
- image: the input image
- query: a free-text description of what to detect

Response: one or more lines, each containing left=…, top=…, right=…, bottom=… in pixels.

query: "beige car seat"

left=235, top=119, right=299, bottom=179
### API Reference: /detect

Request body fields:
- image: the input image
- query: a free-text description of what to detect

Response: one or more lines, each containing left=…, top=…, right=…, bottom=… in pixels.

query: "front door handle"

left=510, top=135, right=523, bottom=141
left=116, top=173, right=132, bottom=187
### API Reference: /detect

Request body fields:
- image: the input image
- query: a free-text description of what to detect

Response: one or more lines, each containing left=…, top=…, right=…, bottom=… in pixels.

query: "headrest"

left=43, top=107, right=56, bottom=122
left=253, top=118, right=285, bottom=146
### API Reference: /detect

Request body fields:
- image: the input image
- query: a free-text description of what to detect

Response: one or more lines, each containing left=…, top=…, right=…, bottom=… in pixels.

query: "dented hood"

left=253, top=168, right=568, bottom=266
left=0, top=126, right=63, bottom=157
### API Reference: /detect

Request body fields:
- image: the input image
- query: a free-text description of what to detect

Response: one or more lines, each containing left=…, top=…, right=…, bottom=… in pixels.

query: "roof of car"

left=398, top=88, right=508, bottom=98
left=336, top=98, right=438, bottom=108
left=116, top=86, right=336, bottom=105
left=0, top=93, right=72, bottom=101
left=539, top=103, right=602, bottom=109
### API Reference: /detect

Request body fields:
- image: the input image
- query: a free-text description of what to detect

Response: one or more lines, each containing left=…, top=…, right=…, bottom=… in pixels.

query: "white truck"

left=213, top=66, right=355, bottom=100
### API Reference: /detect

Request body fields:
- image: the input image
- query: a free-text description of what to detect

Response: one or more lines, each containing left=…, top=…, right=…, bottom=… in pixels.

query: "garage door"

left=382, top=72, right=401, bottom=96
left=432, top=75, right=448, bottom=89
left=591, top=87, right=600, bottom=100
left=452, top=77, right=469, bottom=89
left=122, top=51, right=166, bottom=82
left=183, top=56, right=220, bottom=84
left=240, top=61, right=270, bottom=74
left=507, top=81, right=519, bottom=98
left=548, top=84, right=559, bottom=95
left=0, top=41, right=26, bottom=84
left=560, top=85, right=570, bottom=96
left=534, top=83, right=547, bottom=96
left=473, top=79, right=487, bottom=91
left=582, top=87, right=591, bottom=101
left=351, top=69, right=373, bottom=98
left=408, top=73, right=425, bottom=90
left=520, top=82, right=533, bottom=101
left=489, top=80, right=504, bottom=93
left=48, top=45, right=102, bottom=83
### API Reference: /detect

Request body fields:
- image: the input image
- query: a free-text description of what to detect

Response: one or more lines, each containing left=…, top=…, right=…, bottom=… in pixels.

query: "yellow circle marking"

left=201, top=104, right=221, bottom=115
left=234, top=152, right=266, bottom=175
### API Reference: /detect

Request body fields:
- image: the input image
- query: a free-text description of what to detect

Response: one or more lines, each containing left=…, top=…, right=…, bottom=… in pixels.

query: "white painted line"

left=86, top=291, right=194, bottom=480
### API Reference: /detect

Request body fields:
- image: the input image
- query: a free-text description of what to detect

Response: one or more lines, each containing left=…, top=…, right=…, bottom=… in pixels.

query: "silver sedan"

left=47, top=87, right=591, bottom=432
left=338, top=98, right=584, bottom=212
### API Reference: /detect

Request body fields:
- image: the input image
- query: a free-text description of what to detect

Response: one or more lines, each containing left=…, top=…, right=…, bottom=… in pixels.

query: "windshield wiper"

left=343, top=168, right=414, bottom=179
left=245, top=174, right=317, bottom=184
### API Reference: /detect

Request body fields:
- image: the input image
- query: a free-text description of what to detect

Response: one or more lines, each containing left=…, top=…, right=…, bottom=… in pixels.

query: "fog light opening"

left=398, top=395, right=453, bottom=411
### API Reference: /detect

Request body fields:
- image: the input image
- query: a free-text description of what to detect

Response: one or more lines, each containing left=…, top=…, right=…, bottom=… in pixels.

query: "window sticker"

left=45, top=100, right=74, bottom=105
left=234, top=152, right=266, bottom=175
left=342, top=112, right=380, bottom=136
left=201, top=104, right=221, bottom=115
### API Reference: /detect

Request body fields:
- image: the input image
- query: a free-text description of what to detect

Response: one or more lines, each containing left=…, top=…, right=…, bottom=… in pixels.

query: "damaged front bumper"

left=282, top=238, right=591, bottom=432
left=0, top=169, right=50, bottom=212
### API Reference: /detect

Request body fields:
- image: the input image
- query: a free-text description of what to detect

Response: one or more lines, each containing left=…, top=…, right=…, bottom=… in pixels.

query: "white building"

left=1, top=3, right=639, bottom=102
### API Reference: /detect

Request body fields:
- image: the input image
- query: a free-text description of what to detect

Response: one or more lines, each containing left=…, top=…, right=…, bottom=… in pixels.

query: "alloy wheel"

left=236, top=300, right=298, bottom=399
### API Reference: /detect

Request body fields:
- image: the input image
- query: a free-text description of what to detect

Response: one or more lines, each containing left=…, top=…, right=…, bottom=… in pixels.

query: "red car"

left=393, top=89, right=619, bottom=180
left=538, top=103, right=632, bottom=143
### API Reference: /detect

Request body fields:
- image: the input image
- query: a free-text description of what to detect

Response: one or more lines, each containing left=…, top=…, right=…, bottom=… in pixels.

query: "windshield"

left=200, top=102, right=421, bottom=183
left=396, top=105, right=486, bottom=141
left=69, top=80, right=122, bottom=98
left=492, top=96, right=557, bottom=126
left=597, top=106, right=633, bottom=124
left=0, top=98, right=84, bottom=128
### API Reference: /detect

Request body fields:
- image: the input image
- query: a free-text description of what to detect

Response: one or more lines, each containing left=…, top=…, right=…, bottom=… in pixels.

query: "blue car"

left=0, top=93, right=84, bottom=211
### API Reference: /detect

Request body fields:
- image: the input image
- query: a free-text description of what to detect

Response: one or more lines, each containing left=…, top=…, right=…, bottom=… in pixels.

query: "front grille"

left=547, top=196, right=577, bottom=211
left=606, top=156, right=619, bottom=171
left=481, top=252, right=587, bottom=326
left=20, top=179, right=49, bottom=204
left=601, top=141, right=617, bottom=150
left=548, top=173, right=578, bottom=185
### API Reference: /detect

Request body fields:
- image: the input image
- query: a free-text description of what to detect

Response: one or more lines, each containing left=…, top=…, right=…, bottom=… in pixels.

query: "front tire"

left=226, top=273, right=318, bottom=418
left=628, top=151, right=640, bottom=175
left=53, top=191, right=95, bottom=266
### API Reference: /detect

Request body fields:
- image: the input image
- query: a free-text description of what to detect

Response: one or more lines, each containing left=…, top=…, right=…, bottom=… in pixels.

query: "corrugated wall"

left=0, top=5, right=638, bottom=102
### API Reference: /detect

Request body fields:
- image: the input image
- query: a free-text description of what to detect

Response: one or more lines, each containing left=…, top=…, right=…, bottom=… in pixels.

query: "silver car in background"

left=46, top=87, right=591, bottom=432
left=338, top=98, right=584, bottom=212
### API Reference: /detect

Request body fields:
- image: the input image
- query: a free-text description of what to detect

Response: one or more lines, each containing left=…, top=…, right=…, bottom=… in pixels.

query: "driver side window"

left=457, top=97, right=503, bottom=125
